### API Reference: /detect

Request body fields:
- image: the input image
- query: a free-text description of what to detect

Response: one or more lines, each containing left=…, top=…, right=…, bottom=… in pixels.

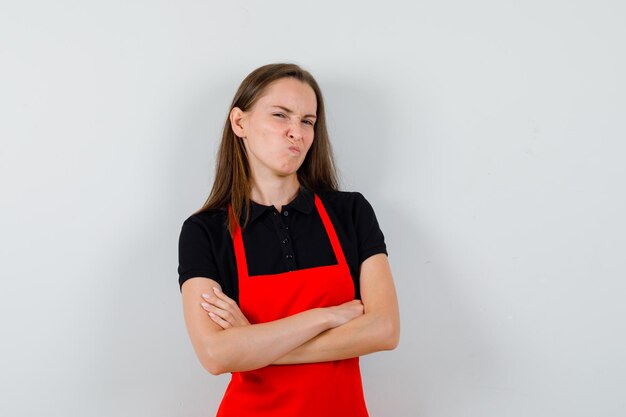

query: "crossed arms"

left=181, top=253, right=400, bottom=375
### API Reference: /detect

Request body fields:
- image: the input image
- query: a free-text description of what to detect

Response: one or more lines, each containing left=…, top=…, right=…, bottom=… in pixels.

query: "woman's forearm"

left=273, top=254, right=401, bottom=365
left=272, top=311, right=399, bottom=365
left=189, top=283, right=365, bottom=376
left=202, top=308, right=331, bottom=374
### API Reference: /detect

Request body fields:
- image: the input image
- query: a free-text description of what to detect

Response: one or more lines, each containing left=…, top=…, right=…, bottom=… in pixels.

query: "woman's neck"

left=250, top=175, right=301, bottom=212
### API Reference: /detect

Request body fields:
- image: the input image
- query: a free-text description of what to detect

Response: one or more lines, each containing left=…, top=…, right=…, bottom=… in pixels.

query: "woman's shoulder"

left=317, top=189, right=372, bottom=210
left=181, top=207, right=229, bottom=235
left=316, top=189, right=386, bottom=257
left=316, top=190, right=381, bottom=226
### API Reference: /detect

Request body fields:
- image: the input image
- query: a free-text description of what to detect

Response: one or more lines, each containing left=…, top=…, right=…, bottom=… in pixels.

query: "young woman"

left=178, top=63, right=400, bottom=416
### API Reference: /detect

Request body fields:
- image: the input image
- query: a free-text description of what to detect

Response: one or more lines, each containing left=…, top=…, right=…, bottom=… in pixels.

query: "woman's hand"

left=200, top=286, right=364, bottom=330
left=201, top=287, right=250, bottom=329
left=325, top=300, right=364, bottom=328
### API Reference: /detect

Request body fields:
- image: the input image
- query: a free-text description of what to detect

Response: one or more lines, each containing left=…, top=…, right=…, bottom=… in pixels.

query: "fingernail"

left=201, top=302, right=209, bottom=308
left=201, top=293, right=210, bottom=298
left=213, top=287, right=220, bottom=293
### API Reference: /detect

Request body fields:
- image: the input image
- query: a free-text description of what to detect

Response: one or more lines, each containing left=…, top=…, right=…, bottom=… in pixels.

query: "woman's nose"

left=287, top=123, right=304, bottom=141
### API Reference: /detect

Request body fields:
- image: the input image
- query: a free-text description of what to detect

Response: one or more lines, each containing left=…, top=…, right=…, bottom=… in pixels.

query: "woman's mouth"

left=288, top=146, right=301, bottom=155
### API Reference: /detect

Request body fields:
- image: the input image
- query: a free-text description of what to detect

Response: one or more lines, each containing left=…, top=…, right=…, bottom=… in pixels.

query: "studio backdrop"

left=1, top=1, right=625, bottom=416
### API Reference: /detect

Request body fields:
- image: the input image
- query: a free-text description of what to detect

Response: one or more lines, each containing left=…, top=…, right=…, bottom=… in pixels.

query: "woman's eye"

left=273, top=113, right=286, bottom=118
left=303, top=120, right=314, bottom=126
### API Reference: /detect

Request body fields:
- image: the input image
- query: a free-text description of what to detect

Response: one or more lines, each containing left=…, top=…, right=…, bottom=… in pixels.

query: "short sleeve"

left=353, top=192, right=388, bottom=264
left=177, top=218, right=221, bottom=291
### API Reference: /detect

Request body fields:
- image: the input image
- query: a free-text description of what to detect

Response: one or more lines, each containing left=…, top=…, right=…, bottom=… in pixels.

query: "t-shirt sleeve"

left=353, top=192, right=388, bottom=264
left=177, top=217, right=221, bottom=292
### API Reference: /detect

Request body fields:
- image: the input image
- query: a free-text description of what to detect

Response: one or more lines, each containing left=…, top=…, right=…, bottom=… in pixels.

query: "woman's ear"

left=230, top=107, right=246, bottom=138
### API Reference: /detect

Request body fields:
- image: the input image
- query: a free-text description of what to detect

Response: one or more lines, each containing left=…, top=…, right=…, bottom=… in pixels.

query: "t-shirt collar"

left=244, top=186, right=314, bottom=225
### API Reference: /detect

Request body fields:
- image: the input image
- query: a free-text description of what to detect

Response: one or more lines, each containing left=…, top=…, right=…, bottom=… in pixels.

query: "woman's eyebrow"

left=270, top=105, right=317, bottom=119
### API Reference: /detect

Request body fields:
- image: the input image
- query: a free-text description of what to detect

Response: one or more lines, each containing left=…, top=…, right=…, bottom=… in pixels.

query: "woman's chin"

left=274, top=169, right=300, bottom=178
left=274, top=161, right=304, bottom=177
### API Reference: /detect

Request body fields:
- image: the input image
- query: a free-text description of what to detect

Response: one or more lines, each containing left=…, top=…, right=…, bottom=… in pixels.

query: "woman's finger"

left=200, top=300, right=235, bottom=327
left=201, top=288, right=250, bottom=326
left=202, top=292, right=232, bottom=312
left=208, top=311, right=232, bottom=329
left=212, top=286, right=236, bottom=305
left=211, top=287, right=243, bottom=312
left=213, top=287, right=251, bottom=324
left=201, top=302, right=235, bottom=323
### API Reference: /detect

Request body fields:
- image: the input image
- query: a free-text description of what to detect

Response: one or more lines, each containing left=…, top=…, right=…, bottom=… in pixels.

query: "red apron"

left=216, top=194, right=369, bottom=416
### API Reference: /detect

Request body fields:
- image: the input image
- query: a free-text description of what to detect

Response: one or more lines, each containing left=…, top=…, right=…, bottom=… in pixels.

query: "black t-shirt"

left=177, top=187, right=387, bottom=303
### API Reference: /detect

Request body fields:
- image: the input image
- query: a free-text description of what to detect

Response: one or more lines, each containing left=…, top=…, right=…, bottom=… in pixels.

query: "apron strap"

left=229, top=205, right=250, bottom=280
left=313, top=194, right=349, bottom=269
left=230, top=193, right=349, bottom=280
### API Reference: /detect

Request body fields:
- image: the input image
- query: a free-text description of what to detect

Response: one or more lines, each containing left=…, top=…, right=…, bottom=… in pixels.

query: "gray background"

left=1, top=1, right=625, bottom=416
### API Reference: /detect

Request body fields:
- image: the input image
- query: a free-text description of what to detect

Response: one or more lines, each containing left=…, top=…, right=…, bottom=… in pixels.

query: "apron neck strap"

left=230, top=193, right=349, bottom=279
left=229, top=205, right=250, bottom=280
left=313, top=194, right=349, bottom=268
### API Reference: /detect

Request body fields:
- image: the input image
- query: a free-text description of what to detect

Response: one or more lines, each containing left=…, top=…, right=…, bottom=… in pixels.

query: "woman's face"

left=231, top=77, right=317, bottom=180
